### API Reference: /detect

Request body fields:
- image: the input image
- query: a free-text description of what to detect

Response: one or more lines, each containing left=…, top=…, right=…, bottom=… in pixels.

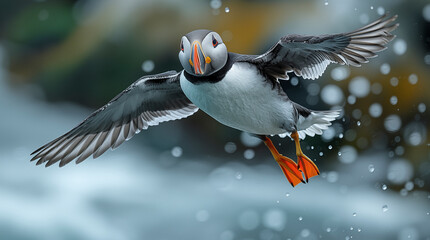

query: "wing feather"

left=31, top=71, right=198, bottom=167
left=247, top=14, right=398, bottom=80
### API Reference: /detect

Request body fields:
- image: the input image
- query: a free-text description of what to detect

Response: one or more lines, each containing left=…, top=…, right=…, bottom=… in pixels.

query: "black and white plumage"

left=32, top=14, right=398, bottom=170
left=31, top=71, right=198, bottom=167
left=250, top=14, right=398, bottom=80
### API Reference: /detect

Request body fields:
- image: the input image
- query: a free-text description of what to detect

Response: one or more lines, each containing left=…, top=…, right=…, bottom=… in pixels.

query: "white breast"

left=180, top=62, right=295, bottom=135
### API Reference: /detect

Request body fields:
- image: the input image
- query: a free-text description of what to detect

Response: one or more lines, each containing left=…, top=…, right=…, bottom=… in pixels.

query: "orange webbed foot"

left=297, top=153, right=320, bottom=183
left=276, top=155, right=306, bottom=187
left=263, top=136, right=305, bottom=187
left=290, top=131, right=320, bottom=182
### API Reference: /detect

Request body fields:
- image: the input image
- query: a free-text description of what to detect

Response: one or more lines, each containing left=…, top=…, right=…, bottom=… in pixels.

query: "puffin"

left=31, top=14, right=398, bottom=187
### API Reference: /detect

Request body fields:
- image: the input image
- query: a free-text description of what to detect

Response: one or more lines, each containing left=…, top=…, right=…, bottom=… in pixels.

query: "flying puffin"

left=31, top=15, right=398, bottom=187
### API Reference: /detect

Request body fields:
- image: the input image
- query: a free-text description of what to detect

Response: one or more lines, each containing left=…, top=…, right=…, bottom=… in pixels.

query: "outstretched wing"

left=31, top=71, right=198, bottom=167
left=249, top=14, right=398, bottom=80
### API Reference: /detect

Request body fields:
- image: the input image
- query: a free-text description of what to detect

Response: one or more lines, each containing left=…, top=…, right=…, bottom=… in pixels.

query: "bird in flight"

left=31, top=15, right=398, bottom=187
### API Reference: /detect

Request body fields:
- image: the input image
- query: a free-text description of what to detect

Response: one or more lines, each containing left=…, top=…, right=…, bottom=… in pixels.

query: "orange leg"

left=263, top=136, right=305, bottom=187
left=291, top=131, right=320, bottom=182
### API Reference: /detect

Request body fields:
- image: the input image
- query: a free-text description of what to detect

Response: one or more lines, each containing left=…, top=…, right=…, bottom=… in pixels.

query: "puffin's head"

left=179, top=29, right=228, bottom=76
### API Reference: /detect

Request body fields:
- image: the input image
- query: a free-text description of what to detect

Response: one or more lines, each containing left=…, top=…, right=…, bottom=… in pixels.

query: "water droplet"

left=408, top=74, right=418, bottom=85
left=224, top=142, right=237, bottom=153
left=353, top=212, right=357, bottom=217
left=393, top=39, right=407, bottom=55
left=301, top=229, right=310, bottom=237
left=141, top=60, right=155, bottom=72
left=348, top=95, right=356, bottom=105
left=400, top=188, right=408, bottom=196
left=424, top=4, right=430, bottom=22
left=244, top=149, right=255, bottom=160
left=370, top=6, right=374, bottom=9
left=387, top=159, right=414, bottom=185
left=404, top=181, right=414, bottom=191
left=331, top=66, right=350, bottom=81
left=357, top=228, right=362, bottom=232
left=425, top=54, right=430, bottom=65
left=377, top=6, right=385, bottom=15
left=285, top=192, right=290, bottom=197
left=390, top=96, right=398, bottom=105
left=349, top=76, right=370, bottom=98
left=298, top=216, right=303, bottom=221
left=380, top=63, right=391, bottom=75
left=359, top=13, right=369, bottom=24
left=338, top=152, right=342, bottom=156
left=382, top=184, right=387, bottom=190
left=290, top=77, right=299, bottom=86
left=171, top=146, right=183, bottom=157
left=235, top=172, right=242, bottom=180
left=373, top=96, right=385, bottom=113
left=368, top=164, right=375, bottom=173
left=319, top=152, right=324, bottom=156
left=324, top=1, right=328, bottom=6
left=350, top=227, right=354, bottom=231
left=390, top=77, right=399, bottom=86
left=384, top=115, right=402, bottom=133
left=321, top=84, right=344, bottom=105
left=395, top=146, right=404, bottom=156
left=210, top=0, right=222, bottom=9
left=326, top=227, right=332, bottom=232
left=339, top=133, right=344, bottom=138
left=224, top=7, right=230, bottom=13
left=262, top=209, right=286, bottom=231
left=311, top=146, right=314, bottom=150
left=418, top=103, right=426, bottom=113
left=328, top=145, right=333, bottom=150
left=338, top=145, right=357, bottom=164
left=357, top=121, right=361, bottom=126
left=382, top=205, right=388, bottom=212
left=322, top=127, right=336, bottom=141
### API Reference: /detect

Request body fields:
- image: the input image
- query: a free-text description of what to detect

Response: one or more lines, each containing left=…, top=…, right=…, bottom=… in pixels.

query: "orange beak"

left=190, top=41, right=206, bottom=75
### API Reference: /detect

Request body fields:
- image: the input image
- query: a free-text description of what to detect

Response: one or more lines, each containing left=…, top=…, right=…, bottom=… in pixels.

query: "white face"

left=178, top=31, right=228, bottom=76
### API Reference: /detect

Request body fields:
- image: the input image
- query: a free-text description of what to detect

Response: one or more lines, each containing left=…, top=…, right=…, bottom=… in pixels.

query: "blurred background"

left=0, top=0, right=429, bottom=239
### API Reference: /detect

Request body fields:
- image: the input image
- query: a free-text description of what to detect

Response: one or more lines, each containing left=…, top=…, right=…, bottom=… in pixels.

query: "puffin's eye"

left=212, top=36, right=219, bottom=48
left=180, top=41, right=184, bottom=52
